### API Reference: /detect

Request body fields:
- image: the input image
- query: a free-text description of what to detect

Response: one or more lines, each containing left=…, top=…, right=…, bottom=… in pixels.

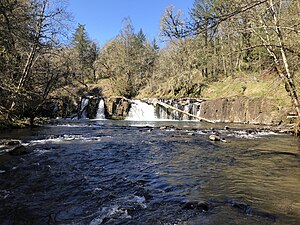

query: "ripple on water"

left=0, top=122, right=299, bottom=225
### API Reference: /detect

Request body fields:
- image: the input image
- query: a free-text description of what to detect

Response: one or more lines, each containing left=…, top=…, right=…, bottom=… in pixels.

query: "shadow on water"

left=0, top=120, right=299, bottom=224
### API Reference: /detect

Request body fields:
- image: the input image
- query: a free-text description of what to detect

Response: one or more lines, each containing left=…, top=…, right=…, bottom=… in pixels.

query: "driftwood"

left=153, top=100, right=215, bottom=124
left=105, top=96, right=131, bottom=102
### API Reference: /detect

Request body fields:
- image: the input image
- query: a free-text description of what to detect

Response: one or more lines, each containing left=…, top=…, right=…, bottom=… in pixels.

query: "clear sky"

left=68, top=0, right=194, bottom=46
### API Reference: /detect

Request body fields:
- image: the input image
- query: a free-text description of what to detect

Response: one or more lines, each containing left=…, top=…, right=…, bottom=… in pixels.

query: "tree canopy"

left=0, top=0, right=299, bottom=127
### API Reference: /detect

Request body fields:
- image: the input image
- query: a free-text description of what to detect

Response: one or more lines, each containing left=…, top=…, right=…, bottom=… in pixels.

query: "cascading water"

left=182, top=104, right=191, bottom=120
left=96, top=99, right=105, bottom=120
left=79, top=97, right=89, bottom=119
left=126, top=100, right=157, bottom=121
left=155, top=99, right=201, bottom=121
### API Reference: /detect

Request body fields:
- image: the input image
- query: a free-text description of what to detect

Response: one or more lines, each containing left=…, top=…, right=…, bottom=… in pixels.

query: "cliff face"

left=199, top=97, right=286, bottom=125
left=43, top=94, right=288, bottom=125
left=102, top=96, right=286, bottom=125
left=104, top=97, right=131, bottom=120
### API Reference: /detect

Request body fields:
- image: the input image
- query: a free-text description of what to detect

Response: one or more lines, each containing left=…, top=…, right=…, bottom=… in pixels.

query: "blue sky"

left=68, top=0, right=194, bottom=46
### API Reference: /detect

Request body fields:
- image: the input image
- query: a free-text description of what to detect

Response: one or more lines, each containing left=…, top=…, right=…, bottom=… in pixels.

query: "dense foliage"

left=0, top=0, right=299, bottom=124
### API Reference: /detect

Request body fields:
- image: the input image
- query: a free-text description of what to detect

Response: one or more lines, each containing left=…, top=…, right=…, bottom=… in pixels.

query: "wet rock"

left=209, top=135, right=221, bottom=141
left=224, top=126, right=230, bottom=130
left=104, top=97, right=130, bottom=120
left=246, top=129, right=255, bottom=134
left=231, top=201, right=253, bottom=214
left=0, top=140, right=22, bottom=152
left=180, top=200, right=210, bottom=211
left=226, top=200, right=253, bottom=214
left=221, top=138, right=229, bottom=143
left=8, top=144, right=29, bottom=156
left=159, top=126, right=167, bottom=130
left=227, top=200, right=276, bottom=220
left=119, top=206, right=137, bottom=216
left=160, top=125, right=177, bottom=130
left=4, top=140, right=22, bottom=146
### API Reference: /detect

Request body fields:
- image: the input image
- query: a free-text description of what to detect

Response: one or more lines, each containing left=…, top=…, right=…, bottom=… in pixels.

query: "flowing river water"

left=0, top=120, right=299, bottom=225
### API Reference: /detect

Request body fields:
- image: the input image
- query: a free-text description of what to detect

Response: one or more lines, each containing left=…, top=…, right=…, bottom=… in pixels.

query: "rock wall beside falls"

left=104, top=97, right=131, bottom=120
left=199, top=97, right=286, bottom=125
left=86, top=97, right=101, bottom=119
left=51, top=96, right=131, bottom=120
left=150, top=97, right=287, bottom=125
left=155, top=98, right=202, bottom=120
left=41, top=93, right=287, bottom=125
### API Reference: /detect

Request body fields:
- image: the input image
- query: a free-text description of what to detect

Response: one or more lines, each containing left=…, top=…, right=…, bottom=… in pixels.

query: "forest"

left=0, top=0, right=300, bottom=129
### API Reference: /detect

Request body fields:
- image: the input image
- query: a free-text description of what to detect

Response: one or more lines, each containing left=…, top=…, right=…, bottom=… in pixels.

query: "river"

left=0, top=120, right=299, bottom=224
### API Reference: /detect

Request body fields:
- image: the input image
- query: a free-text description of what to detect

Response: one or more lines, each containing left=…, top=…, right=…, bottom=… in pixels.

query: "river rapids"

left=0, top=120, right=299, bottom=224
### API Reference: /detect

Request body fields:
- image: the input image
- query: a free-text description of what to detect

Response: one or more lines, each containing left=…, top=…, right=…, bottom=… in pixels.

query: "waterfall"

left=96, top=99, right=105, bottom=120
left=79, top=97, right=89, bottom=119
left=126, top=100, right=157, bottom=121
left=182, top=104, right=190, bottom=120
left=155, top=99, right=201, bottom=121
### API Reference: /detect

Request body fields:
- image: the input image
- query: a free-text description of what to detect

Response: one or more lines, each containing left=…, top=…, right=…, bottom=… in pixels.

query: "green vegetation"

left=0, top=0, right=300, bottom=130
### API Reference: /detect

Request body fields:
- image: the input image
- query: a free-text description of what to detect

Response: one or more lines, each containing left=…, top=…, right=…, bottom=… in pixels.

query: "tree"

left=160, top=5, right=187, bottom=43
left=171, top=0, right=300, bottom=120
left=71, top=23, right=98, bottom=83
left=0, top=0, right=71, bottom=121
left=95, top=17, right=157, bottom=98
left=251, top=0, right=300, bottom=116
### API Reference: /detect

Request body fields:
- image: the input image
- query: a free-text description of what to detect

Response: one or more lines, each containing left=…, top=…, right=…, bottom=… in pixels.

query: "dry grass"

left=202, top=72, right=290, bottom=104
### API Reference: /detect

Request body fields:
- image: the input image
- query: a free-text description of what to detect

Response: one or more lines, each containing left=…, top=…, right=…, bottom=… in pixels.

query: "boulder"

left=2, top=140, right=21, bottom=146
left=9, top=144, right=29, bottom=156
left=180, top=200, right=210, bottom=211
left=209, top=135, right=221, bottom=141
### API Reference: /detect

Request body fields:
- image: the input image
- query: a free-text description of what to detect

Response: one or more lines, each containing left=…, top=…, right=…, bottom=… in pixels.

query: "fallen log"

left=153, top=100, right=215, bottom=124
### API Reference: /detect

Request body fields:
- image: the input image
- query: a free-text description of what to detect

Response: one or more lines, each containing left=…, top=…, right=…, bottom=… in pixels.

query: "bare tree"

left=7, top=0, right=70, bottom=117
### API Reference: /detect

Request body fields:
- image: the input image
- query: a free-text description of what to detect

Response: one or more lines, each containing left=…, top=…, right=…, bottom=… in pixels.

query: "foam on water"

left=227, top=130, right=279, bottom=139
left=29, top=134, right=102, bottom=145
left=89, top=206, right=131, bottom=225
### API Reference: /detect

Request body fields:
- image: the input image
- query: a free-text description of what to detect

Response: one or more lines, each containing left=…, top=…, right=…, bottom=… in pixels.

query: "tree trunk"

left=228, top=33, right=234, bottom=78
left=8, top=0, right=48, bottom=113
left=154, top=100, right=215, bottom=123
left=269, top=0, right=300, bottom=116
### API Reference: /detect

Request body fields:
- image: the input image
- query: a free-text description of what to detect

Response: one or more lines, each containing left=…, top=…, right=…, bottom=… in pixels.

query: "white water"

left=96, top=99, right=105, bottom=120
left=126, top=100, right=157, bottom=121
left=80, top=98, right=89, bottom=119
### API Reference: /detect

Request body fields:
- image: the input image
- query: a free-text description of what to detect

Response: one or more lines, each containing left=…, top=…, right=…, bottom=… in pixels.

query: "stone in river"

left=209, top=134, right=221, bottom=141
left=5, top=140, right=22, bottom=146
left=181, top=200, right=210, bottom=211
left=9, top=144, right=29, bottom=156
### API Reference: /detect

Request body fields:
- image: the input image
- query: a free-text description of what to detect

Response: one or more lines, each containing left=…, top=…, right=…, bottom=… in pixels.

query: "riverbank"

left=0, top=117, right=51, bottom=130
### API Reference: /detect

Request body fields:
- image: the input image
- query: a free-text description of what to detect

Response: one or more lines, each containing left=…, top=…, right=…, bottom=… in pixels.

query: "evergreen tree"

left=71, top=23, right=98, bottom=83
